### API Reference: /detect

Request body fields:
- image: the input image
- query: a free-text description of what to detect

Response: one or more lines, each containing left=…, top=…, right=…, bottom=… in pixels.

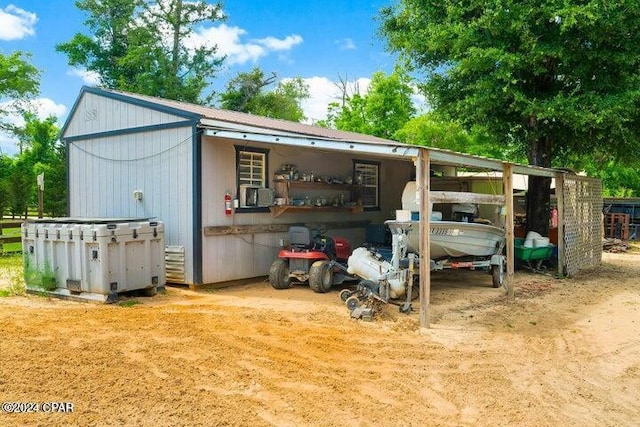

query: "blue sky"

left=0, top=0, right=403, bottom=155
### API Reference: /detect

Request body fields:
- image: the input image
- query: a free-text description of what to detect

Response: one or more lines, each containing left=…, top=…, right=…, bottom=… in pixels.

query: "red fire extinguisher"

left=224, top=192, right=232, bottom=216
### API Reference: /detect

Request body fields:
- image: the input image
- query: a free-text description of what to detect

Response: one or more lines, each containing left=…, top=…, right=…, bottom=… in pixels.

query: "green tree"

left=562, top=154, right=640, bottom=197
left=394, top=114, right=518, bottom=161
left=8, top=157, right=33, bottom=218
left=57, top=0, right=224, bottom=104
left=18, top=114, right=66, bottom=217
left=322, top=69, right=415, bottom=138
left=219, top=67, right=310, bottom=122
left=0, top=155, right=13, bottom=218
left=0, top=51, right=40, bottom=137
left=381, top=1, right=640, bottom=234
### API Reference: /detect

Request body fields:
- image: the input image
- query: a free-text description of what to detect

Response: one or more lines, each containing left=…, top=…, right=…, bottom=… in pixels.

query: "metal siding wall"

left=68, top=128, right=194, bottom=284
left=200, top=137, right=415, bottom=284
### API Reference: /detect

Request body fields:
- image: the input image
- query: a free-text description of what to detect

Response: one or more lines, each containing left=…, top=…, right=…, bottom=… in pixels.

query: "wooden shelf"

left=273, top=179, right=359, bottom=191
left=272, top=178, right=362, bottom=217
left=269, top=205, right=363, bottom=218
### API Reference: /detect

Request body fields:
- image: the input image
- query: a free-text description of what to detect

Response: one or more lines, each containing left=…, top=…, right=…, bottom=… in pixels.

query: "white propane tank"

left=347, top=247, right=392, bottom=282
left=401, top=181, right=419, bottom=211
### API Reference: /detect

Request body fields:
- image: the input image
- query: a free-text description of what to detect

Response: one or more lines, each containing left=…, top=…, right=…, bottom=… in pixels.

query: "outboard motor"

left=347, top=247, right=407, bottom=299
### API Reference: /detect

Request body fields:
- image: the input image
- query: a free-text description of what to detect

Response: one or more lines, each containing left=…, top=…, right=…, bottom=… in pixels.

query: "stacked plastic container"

left=22, top=218, right=165, bottom=303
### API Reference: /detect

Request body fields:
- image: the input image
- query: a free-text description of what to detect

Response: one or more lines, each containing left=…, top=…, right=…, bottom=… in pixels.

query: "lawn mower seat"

left=289, top=226, right=312, bottom=249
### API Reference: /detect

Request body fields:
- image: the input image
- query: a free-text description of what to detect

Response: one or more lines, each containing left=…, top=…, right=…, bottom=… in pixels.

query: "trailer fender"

left=490, top=254, right=505, bottom=266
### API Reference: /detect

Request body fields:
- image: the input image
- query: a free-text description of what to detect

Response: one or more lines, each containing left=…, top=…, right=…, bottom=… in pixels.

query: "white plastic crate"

left=22, top=218, right=165, bottom=303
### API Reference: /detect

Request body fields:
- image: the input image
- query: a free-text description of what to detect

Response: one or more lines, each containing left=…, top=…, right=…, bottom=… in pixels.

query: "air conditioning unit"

left=239, top=184, right=259, bottom=207
left=239, top=185, right=274, bottom=207
left=257, top=188, right=275, bottom=207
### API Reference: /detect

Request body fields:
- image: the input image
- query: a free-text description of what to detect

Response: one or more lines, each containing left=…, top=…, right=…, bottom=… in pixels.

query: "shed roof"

left=90, top=86, right=396, bottom=145
left=67, top=86, right=559, bottom=177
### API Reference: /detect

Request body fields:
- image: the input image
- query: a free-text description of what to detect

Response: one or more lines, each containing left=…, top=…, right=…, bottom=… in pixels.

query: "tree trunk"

left=526, top=135, right=553, bottom=236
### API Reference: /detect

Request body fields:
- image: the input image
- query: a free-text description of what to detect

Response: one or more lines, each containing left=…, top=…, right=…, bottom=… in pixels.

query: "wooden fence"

left=0, top=221, right=23, bottom=254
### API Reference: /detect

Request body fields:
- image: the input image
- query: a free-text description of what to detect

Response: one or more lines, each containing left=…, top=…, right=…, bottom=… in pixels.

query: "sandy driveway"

left=0, top=248, right=639, bottom=426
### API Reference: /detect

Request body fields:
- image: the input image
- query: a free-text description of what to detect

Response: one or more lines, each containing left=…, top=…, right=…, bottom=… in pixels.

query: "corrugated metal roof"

left=97, top=87, right=397, bottom=145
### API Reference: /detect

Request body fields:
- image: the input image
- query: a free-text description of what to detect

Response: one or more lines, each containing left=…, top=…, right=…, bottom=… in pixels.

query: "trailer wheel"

left=491, top=261, right=505, bottom=288
left=339, top=289, right=353, bottom=302
left=269, top=259, right=292, bottom=289
left=345, top=295, right=360, bottom=311
left=309, top=260, right=333, bottom=293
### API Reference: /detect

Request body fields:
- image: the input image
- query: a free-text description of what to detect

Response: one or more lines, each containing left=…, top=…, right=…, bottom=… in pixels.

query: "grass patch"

left=0, top=254, right=26, bottom=296
left=23, top=255, right=57, bottom=291
left=0, top=254, right=23, bottom=269
left=117, top=299, right=141, bottom=307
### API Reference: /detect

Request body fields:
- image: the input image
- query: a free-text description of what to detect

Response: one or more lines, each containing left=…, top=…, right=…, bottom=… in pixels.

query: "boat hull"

left=407, top=221, right=505, bottom=260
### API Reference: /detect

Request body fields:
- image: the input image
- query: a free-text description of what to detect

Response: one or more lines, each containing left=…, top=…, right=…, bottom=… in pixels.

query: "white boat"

left=406, top=220, right=505, bottom=260
left=400, top=181, right=505, bottom=260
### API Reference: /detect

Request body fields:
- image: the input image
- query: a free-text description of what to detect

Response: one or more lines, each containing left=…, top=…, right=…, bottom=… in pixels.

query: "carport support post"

left=503, top=163, right=515, bottom=297
left=418, top=148, right=431, bottom=328
left=556, top=172, right=565, bottom=277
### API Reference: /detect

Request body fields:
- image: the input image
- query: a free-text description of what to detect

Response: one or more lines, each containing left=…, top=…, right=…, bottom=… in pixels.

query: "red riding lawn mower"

left=269, top=226, right=354, bottom=293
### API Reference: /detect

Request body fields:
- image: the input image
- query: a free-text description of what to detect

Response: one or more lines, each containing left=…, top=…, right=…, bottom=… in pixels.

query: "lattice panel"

left=562, top=175, right=603, bottom=276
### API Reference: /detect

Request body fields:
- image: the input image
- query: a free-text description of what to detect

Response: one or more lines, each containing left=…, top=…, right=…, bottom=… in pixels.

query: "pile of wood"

left=603, top=238, right=629, bottom=252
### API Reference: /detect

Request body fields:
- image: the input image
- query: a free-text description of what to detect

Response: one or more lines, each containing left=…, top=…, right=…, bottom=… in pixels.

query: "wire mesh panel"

left=562, top=175, right=603, bottom=276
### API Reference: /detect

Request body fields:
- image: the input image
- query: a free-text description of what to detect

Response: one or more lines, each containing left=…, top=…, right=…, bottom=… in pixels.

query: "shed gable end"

left=62, top=90, right=198, bottom=140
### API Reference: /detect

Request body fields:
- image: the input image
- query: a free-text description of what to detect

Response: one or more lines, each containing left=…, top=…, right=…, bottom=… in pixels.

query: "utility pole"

left=37, top=173, right=44, bottom=218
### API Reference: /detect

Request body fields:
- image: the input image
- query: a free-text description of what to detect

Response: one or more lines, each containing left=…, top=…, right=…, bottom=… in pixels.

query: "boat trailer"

left=340, top=220, right=505, bottom=319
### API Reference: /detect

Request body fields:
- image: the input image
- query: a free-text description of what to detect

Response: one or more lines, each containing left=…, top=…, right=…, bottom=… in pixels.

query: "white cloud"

left=0, top=98, right=67, bottom=156
left=256, top=35, right=302, bottom=51
left=67, top=68, right=101, bottom=86
left=187, top=24, right=302, bottom=65
left=32, top=98, right=68, bottom=120
left=410, top=91, right=429, bottom=114
left=298, top=77, right=339, bottom=123
left=0, top=5, right=37, bottom=40
left=335, top=38, right=356, bottom=50
left=297, top=76, right=372, bottom=124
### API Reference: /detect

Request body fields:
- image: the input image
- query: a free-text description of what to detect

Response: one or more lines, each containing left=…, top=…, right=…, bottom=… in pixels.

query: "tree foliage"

left=0, top=51, right=40, bottom=134
left=56, top=0, right=224, bottom=104
left=0, top=155, right=12, bottom=217
left=321, top=69, right=415, bottom=138
left=562, top=152, right=640, bottom=197
left=7, top=157, right=33, bottom=218
left=381, top=0, right=640, bottom=233
left=394, top=114, right=521, bottom=162
left=219, top=67, right=310, bottom=122
left=20, top=114, right=67, bottom=217
left=0, top=114, right=65, bottom=218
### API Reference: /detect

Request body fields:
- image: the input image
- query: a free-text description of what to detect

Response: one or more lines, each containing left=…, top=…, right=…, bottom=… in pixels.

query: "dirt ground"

left=1, top=248, right=639, bottom=427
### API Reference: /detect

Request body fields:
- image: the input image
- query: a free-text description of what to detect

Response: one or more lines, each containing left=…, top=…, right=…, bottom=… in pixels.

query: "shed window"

left=354, top=161, right=380, bottom=210
left=237, top=148, right=268, bottom=187
left=235, top=146, right=270, bottom=213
